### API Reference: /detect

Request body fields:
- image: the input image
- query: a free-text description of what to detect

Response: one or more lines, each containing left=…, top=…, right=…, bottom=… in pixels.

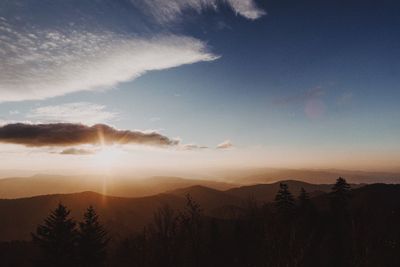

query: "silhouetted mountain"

left=312, top=183, right=400, bottom=212
left=0, top=175, right=236, bottom=199
left=1, top=181, right=396, bottom=243
left=0, top=191, right=184, bottom=241
left=168, top=185, right=242, bottom=210
left=225, top=180, right=333, bottom=202
left=221, top=168, right=400, bottom=184
left=0, top=186, right=240, bottom=241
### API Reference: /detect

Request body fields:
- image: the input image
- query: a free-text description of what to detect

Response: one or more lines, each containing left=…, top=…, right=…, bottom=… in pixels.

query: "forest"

left=1, top=177, right=400, bottom=267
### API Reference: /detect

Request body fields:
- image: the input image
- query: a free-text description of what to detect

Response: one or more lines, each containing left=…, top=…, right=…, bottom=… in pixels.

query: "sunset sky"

left=1, top=0, right=400, bottom=176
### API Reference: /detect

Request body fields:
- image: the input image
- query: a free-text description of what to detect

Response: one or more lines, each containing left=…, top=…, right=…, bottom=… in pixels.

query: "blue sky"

left=0, top=0, right=399, bottom=174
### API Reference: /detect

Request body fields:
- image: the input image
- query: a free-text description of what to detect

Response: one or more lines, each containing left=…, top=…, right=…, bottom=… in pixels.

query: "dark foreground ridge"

left=1, top=178, right=400, bottom=267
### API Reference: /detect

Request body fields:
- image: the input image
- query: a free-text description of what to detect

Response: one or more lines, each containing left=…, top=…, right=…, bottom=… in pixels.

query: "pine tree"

left=329, top=177, right=352, bottom=267
left=298, top=187, right=311, bottom=209
left=150, top=204, right=178, bottom=267
left=330, top=177, right=351, bottom=213
left=274, top=183, right=295, bottom=215
left=77, top=206, right=109, bottom=267
left=32, top=203, right=78, bottom=267
left=179, top=194, right=203, bottom=267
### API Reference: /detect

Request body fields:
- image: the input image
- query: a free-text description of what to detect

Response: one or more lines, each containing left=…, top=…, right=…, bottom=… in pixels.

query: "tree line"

left=32, top=205, right=108, bottom=267
left=4, top=177, right=399, bottom=267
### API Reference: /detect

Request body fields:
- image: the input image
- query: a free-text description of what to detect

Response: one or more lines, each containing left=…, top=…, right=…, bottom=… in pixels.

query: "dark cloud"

left=0, top=123, right=178, bottom=147
left=60, top=148, right=95, bottom=155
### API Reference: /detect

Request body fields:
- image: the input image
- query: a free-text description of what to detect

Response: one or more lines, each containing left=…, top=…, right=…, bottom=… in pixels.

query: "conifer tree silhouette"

left=329, top=177, right=352, bottom=267
left=32, top=203, right=77, bottom=267
left=298, top=187, right=312, bottom=211
left=330, top=177, right=351, bottom=213
left=77, top=206, right=109, bottom=267
left=275, top=183, right=295, bottom=215
left=179, top=194, right=203, bottom=267
left=150, top=204, right=178, bottom=267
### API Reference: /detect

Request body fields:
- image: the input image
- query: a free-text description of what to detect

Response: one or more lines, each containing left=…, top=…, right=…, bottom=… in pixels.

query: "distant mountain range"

left=0, top=175, right=237, bottom=199
left=1, top=168, right=399, bottom=199
left=218, top=168, right=400, bottom=184
left=0, top=179, right=377, bottom=242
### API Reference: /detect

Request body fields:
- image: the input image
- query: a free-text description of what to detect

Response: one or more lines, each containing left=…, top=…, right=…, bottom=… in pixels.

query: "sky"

left=0, top=0, right=400, bottom=176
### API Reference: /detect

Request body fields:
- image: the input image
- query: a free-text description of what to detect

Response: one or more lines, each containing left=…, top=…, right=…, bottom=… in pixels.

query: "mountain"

left=0, top=180, right=375, bottom=242
left=0, top=175, right=236, bottom=199
left=0, top=185, right=240, bottom=241
left=169, top=185, right=242, bottom=210
left=225, top=180, right=333, bottom=203
left=221, top=168, right=400, bottom=184
left=0, top=191, right=184, bottom=241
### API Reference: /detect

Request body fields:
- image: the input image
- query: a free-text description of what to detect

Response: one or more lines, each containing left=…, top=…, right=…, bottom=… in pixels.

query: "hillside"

left=0, top=175, right=236, bottom=199
left=0, top=185, right=242, bottom=241
left=225, top=180, right=333, bottom=202
left=0, top=180, right=370, bottom=242
left=222, top=168, right=400, bottom=184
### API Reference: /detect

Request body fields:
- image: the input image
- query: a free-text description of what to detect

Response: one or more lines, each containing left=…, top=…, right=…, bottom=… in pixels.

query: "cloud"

left=226, top=0, right=266, bottom=19
left=27, top=102, right=117, bottom=124
left=0, top=29, right=217, bottom=102
left=216, top=140, right=233, bottom=149
left=181, top=144, right=208, bottom=150
left=60, top=148, right=95, bottom=155
left=133, top=0, right=265, bottom=22
left=0, top=0, right=264, bottom=102
left=0, top=123, right=179, bottom=147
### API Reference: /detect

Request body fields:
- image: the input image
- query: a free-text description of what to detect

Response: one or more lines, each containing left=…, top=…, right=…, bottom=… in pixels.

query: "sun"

left=93, top=146, right=122, bottom=168
left=90, top=145, right=124, bottom=196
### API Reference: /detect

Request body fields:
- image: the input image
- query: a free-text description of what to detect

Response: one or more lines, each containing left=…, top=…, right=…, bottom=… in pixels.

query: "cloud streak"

left=0, top=0, right=264, bottom=102
left=216, top=140, right=233, bottom=149
left=181, top=144, right=209, bottom=150
left=0, top=123, right=178, bottom=147
left=0, top=29, right=217, bottom=102
left=60, top=148, right=95, bottom=155
left=27, top=102, right=118, bottom=124
left=133, top=0, right=265, bottom=22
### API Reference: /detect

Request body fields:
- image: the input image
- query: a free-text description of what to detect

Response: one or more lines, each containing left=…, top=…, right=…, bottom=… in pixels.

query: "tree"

left=329, top=177, right=352, bottom=267
left=298, top=188, right=310, bottom=206
left=32, top=203, right=78, bottom=267
left=275, top=183, right=295, bottom=215
left=77, top=206, right=109, bottom=267
left=178, top=194, right=203, bottom=267
left=330, top=177, right=351, bottom=213
left=149, top=204, right=178, bottom=267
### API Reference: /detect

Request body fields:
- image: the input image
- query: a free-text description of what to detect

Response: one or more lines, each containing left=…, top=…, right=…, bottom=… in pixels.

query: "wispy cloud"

left=216, top=140, right=233, bottom=149
left=60, top=147, right=95, bottom=155
left=0, top=123, right=179, bottom=147
left=27, top=102, right=117, bottom=124
left=0, top=0, right=264, bottom=102
left=133, top=0, right=265, bottom=22
left=0, top=29, right=217, bottom=102
left=181, top=143, right=209, bottom=150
